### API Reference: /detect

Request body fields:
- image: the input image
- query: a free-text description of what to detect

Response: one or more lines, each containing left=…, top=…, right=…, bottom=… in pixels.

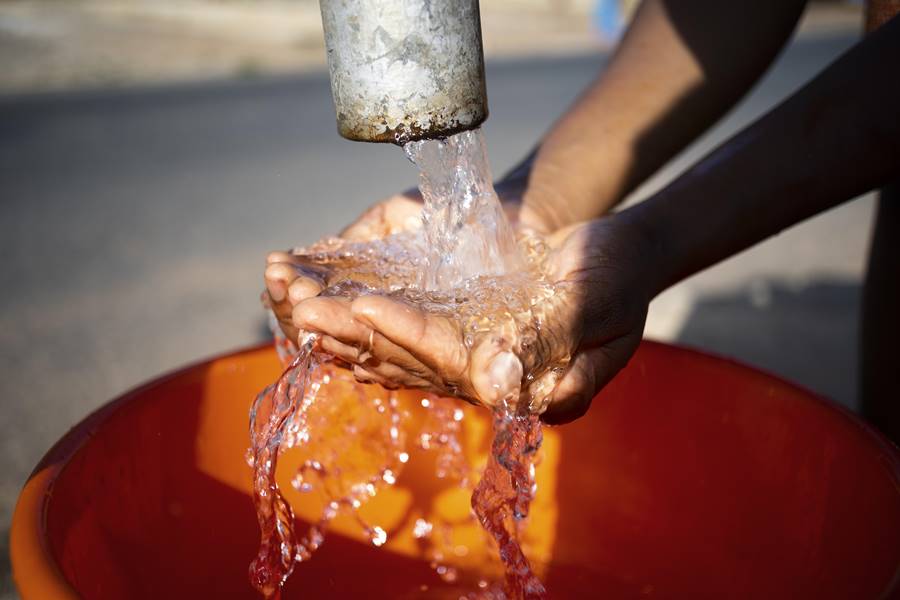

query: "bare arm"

left=505, top=0, right=809, bottom=232
left=288, top=14, right=900, bottom=424
left=624, top=14, right=900, bottom=297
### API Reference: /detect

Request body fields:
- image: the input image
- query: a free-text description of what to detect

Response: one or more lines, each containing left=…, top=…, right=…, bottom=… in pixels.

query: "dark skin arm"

left=266, top=0, right=812, bottom=408
left=503, top=0, right=809, bottom=231
left=266, top=0, right=810, bottom=323
left=296, top=13, right=900, bottom=424
left=627, top=13, right=900, bottom=297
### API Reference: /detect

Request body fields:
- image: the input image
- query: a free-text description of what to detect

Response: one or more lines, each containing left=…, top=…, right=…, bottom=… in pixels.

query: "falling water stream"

left=248, top=130, right=567, bottom=599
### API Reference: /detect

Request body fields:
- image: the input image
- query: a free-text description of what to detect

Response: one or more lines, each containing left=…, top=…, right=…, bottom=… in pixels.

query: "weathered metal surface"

left=319, top=0, right=488, bottom=144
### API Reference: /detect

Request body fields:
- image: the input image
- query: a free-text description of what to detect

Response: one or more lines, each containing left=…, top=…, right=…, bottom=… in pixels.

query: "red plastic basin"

left=10, top=341, right=900, bottom=599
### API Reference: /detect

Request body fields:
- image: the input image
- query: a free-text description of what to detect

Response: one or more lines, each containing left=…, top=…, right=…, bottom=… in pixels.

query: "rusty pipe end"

left=320, top=0, right=489, bottom=144
left=336, top=107, right=489, bottom=145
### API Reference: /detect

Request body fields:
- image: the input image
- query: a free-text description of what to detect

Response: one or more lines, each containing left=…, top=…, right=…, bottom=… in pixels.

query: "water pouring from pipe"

left=248, top=2, right=565, bottom=597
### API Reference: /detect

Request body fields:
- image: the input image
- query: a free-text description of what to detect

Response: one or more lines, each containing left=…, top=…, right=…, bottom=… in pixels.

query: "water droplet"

left=413, top=518, right=432, bottom=539
left=435, top=564, right=458, bottom=583
left=249, top=130, right=554, bottom=596
left=370, top=526, right=387, bottom=547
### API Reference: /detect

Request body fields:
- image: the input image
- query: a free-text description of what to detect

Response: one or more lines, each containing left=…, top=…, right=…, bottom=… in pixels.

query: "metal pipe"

left=318, top=0, right=488, bottom=144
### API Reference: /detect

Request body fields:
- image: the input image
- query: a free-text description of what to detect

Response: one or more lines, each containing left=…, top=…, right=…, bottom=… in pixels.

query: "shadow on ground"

left=673, top=277, right=860, bottom=412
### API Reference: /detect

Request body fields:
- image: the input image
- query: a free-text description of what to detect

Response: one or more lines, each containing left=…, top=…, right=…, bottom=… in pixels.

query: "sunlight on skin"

left=265, top=200, right=652, bottom=424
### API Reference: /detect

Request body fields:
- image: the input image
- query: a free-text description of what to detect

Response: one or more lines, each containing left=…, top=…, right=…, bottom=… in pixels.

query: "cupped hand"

left=263, top=181, right=543, bottom=346
left=286, top=216, right=657, bottom=424
left=263, top=191, right=423, bottom=343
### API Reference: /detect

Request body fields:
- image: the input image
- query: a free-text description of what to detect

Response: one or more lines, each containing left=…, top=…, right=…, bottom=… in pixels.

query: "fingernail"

left=487, top=351, right=523, bottom=403
left=268, top=282, right=285, bottom=302
left=353, top=365, right=379, bottom=385
left=288, top=278, right=320, bottom=303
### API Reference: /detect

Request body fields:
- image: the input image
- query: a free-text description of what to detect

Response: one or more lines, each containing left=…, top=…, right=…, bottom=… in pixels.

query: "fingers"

left=293, top=295, right=374, bottom=367
left=541, top=351, right=599, bottom=425
left=542, top=334, right=640, bottom=425
left=352, top=362, right=436, bottom=391
left=352, top=296, right=535, bottom=406
left=265, top=261, right=324, bottom=304
left=315, top=319, right=434, bottom=382
left=265, top=251, right=298, bottom=266
left=293, top=296, right=369, bottom=344
left=264, top=261, right=295, bottom=304
left=288, top=276, right=323, bottom=304
left=352, top=365, right=400, bottom=390
left=351, top=296, right=468, bottom=379
left=319, top=335, right=363, bottom=365
left=264, top=250, right=328, bottom=343
left=340, top=194, right=423, bottom=241
left=295, top=296, right=441, bottom=388
left=264, top=262, right=301, bottom=341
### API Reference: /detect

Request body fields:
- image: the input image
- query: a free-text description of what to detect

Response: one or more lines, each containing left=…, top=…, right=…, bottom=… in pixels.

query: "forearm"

left=623, top=15, right=900, bottom=296
left=505, top=0, right=807, bottom=232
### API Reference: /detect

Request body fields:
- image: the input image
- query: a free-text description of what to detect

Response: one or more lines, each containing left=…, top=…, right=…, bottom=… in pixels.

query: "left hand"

left=292, top=216, right=657, bottom=424
left=263, top=179, right=549, bottom=348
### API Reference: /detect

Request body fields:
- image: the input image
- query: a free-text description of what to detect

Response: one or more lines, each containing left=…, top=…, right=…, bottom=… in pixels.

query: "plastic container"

left=11, top=341, right=900, bottom=599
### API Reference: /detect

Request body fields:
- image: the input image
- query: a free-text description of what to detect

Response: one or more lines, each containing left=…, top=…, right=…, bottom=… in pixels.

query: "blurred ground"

left=0, top=0, right=600, bottom=94
left=0, top=0, right=861, bottom=93
left=0, top=3, right=872, bottom=599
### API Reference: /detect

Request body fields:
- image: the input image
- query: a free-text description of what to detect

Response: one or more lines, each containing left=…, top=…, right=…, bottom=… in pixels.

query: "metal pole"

left=319, top=0, right=489, bottom=144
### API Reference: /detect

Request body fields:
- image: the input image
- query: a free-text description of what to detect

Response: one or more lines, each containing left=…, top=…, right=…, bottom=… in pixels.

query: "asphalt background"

left=0, top=24, right=872, bottom=597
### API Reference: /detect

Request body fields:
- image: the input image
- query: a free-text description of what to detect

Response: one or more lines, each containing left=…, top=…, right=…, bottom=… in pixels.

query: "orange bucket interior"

left=11, top=341, right=900, bottom=599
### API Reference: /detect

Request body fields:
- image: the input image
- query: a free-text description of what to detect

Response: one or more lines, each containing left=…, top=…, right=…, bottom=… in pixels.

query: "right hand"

left=263, top=191, right=425, bottom=344
left=263, top=178, right=550, bottom=345
left=267, top=212, right=658, bottom=424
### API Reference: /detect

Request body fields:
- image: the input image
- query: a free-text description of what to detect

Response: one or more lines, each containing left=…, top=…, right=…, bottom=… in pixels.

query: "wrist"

left=615, top=198, right=676, bottom=300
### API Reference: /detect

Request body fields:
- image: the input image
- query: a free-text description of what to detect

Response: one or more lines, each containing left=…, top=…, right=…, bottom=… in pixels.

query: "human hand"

left=291, top=216, right=656, bottom=424
left=263, top=191, right=423, bottom=343
left=263, top=180, right=547, bottom=344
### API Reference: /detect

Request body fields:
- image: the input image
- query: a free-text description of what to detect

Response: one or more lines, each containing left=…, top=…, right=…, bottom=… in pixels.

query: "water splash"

left=249, top=128, right=563, bottom=598
left=405, top=129, right=521, bottom=290
left=247, top=336, right=319, bottom=597
left=472, top=401, right=547, bottom=599
left=247, top=334, right=407, bottom=597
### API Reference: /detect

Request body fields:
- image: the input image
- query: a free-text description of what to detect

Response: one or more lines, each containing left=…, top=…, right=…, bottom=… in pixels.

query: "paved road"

left=0, top=28, right=870, bottom=597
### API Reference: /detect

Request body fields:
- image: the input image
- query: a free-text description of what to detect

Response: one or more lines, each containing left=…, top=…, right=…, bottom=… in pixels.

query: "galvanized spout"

left=318, top=0, right=489, bottom=144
